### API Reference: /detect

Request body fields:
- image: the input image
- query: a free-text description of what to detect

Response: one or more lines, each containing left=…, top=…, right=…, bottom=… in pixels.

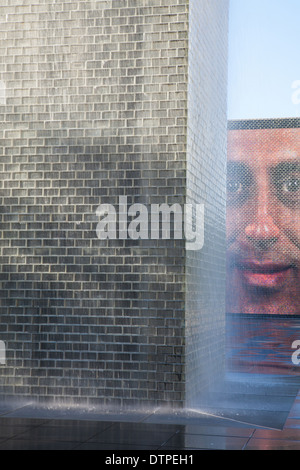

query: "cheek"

left=275, top=211, right=300, bottom=252
left=226, top=211, right=235, bottom=238
left=226, top=206, right=250, bottom=238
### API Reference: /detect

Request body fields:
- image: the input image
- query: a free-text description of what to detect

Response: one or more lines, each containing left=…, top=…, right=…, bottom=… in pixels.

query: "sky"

left=227, top=0, right=300, bottom=120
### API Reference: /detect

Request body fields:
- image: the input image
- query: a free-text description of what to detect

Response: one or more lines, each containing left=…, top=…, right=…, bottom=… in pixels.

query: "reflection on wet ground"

left=226, top=313, right=300, bottom=375
left=0, top=314, right=300, bottom=448
left=194, top=314, right=300, bottom=429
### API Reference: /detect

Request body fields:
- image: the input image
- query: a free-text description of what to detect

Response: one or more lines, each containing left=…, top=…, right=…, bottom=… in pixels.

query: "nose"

left=244, top=194, right=280, bottom=251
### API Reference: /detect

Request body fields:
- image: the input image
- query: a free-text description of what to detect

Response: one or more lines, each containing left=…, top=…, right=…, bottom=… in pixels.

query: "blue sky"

left=227, top=0, right=300, bottom=120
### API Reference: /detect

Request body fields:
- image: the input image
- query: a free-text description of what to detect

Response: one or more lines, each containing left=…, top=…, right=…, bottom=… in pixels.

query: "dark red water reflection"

left=226, top=313, right=300, bottom=375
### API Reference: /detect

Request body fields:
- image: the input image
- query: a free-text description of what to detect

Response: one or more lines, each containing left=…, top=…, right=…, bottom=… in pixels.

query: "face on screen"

left=226, top=127, right=300, bottom=314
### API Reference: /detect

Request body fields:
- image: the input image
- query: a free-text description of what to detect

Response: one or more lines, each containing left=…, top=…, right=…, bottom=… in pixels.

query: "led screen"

left=226, top=119, right=300, bottom=315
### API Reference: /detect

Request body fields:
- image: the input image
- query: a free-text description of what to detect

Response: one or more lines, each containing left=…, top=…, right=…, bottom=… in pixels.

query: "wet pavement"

left=0, top=391, right=299, bottom=450
left=0, top=314, right=299, bottom=450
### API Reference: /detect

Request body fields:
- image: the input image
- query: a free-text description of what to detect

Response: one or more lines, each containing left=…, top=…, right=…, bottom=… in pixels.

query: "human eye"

left=280, top=177, right=300, bottom=193
left=274, top=174, right=300, bottom=207
left=227, top=163, right=253, bottom=206
left=271, top=163, right=300, bottom=208
left=227, top=180, right=244, bottom=194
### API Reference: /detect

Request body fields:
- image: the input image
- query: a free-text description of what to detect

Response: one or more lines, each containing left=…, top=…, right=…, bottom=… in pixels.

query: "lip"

left=235, top=261, right=293, bottom=289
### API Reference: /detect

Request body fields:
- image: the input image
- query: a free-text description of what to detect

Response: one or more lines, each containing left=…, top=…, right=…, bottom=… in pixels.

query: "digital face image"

left=226, top=122, right=300, bottom=315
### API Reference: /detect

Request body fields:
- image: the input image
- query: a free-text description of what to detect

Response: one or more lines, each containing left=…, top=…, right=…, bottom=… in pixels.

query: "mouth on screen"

left=236, top=262, right=293, bottom=289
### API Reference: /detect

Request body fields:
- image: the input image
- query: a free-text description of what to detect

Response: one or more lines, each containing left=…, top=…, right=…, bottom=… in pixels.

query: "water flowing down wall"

left=0, top=0, right=229, bottom=409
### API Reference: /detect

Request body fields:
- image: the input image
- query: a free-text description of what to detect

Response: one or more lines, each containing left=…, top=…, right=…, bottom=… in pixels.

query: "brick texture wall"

left=185, top=0, right=229, bottom=406
left=0, top=0, right=228, bottom=409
